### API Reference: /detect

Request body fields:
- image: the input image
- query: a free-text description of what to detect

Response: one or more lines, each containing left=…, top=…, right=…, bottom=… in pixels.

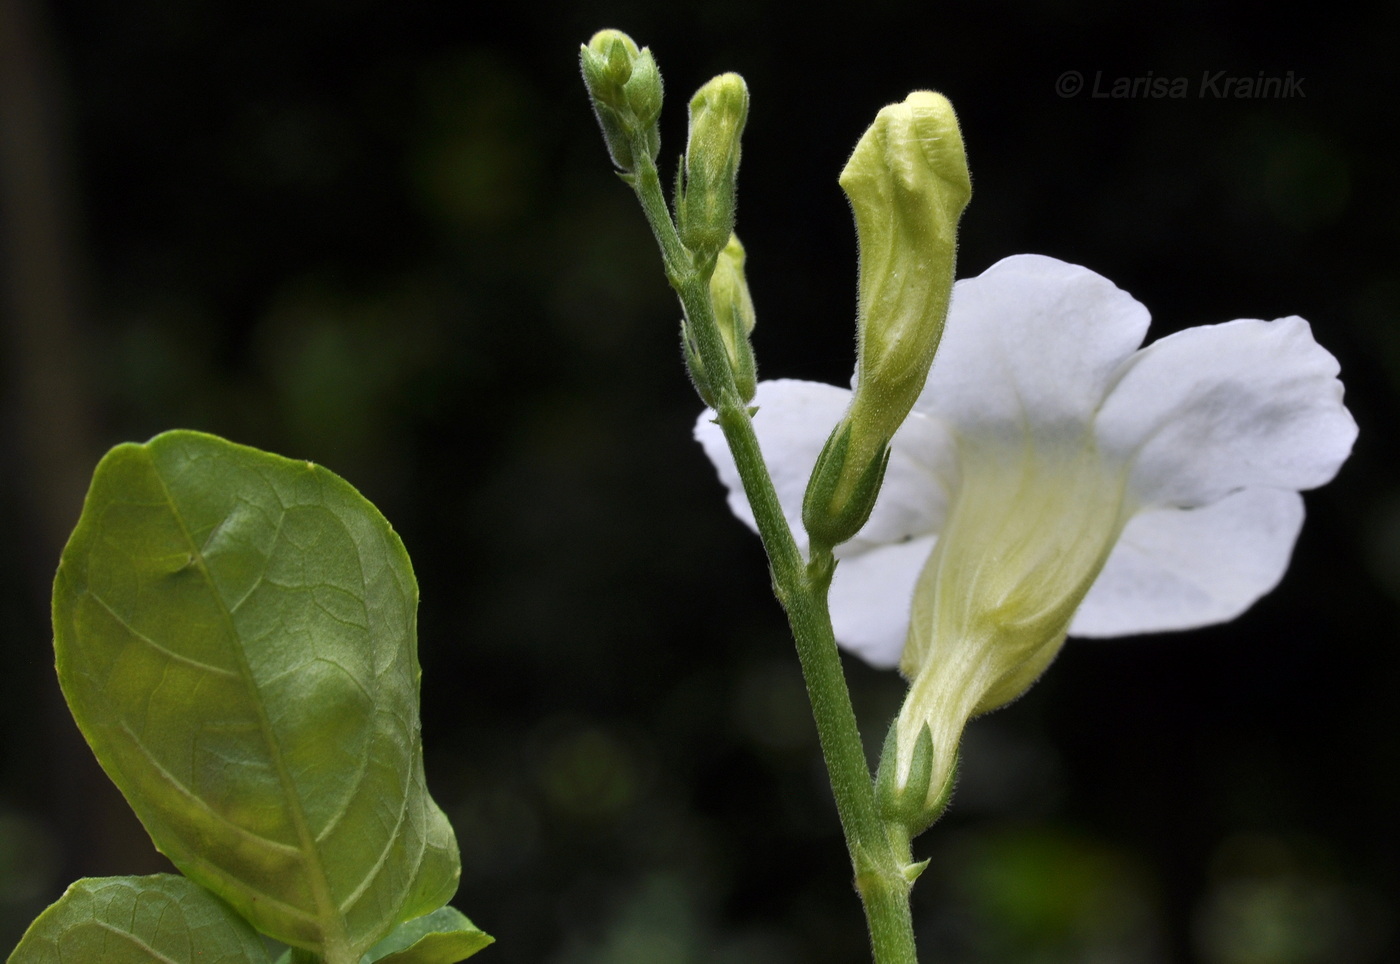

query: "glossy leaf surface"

left=53, top=431, right=460, bottom=964
left=8, top=875, right=271, bottom=963
left=363, top=906, right=494, bottom=963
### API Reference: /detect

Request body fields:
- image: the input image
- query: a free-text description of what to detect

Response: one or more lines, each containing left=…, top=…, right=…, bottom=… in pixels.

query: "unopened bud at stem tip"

left=580, top=29, right=663, bottom=172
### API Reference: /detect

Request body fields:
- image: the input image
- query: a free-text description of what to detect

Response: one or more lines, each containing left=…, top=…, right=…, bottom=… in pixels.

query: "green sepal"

left=680, top=320, right=718, bottom=408
left=801, top=420, right=890, bottom=551
left=873, top=721, right=928, bottom=822
left=874, top=722, right=955, bottom=838
left=585, top=98, right=639, bottom=172
left=8, top=875, right=272, bottom=963
left=362, top=907, right=494, bottom=964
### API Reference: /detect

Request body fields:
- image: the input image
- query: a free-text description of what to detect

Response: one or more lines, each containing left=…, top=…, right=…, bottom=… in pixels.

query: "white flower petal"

left=1070, top=487, right=1304, bottom=637
left=693, top=253, right=1354, bottom=690
left=828, top=536, right=936, bottom=669
left=1096, top=317, right=1358, bottom=507
left=693, top=379, right=851, bottom=552
left=915, top=255, right=1150, bottom=442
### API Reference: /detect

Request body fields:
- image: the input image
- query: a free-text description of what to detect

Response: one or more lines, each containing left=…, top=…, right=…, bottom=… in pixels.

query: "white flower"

left=696, top=254, right=1356, bottom=807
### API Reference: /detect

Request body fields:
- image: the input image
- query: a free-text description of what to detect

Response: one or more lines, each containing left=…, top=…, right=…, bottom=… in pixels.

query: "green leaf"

left=362, top=907, right=494, bottom=963
left=8, top=874, right=271, bottom=963
left=53, top=431, right=461, bottom=964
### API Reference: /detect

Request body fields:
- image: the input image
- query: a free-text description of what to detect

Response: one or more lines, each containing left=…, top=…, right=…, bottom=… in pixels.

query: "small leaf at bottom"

left=8, top=874, right=271, bottom=963
left=363, top=907, right=494, bottom=964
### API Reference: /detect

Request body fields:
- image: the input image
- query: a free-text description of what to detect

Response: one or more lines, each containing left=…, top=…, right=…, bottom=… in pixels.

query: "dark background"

left=1, top=1, right=1396, bottom=962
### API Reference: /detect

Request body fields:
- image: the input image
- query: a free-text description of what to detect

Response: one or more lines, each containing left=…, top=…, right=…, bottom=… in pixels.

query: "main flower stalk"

left=582, top=32, right=927, bottom=963
left=651, top=157, right=922, bottom=964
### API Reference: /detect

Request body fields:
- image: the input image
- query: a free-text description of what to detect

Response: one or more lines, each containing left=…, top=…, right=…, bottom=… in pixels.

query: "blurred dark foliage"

left=1, top=0, right=1397, bottom=961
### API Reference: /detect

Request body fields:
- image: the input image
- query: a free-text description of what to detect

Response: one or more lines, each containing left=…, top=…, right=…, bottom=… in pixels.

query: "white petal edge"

left=829, top=536, right=936, bottom=669
left=914, top=255, right=1151, bottom=443
left=693, top=379, right=852, bottom=552
left=1095, top=316, right=1358, bottom=508
left=1070, top=487, right=1305, bottom=637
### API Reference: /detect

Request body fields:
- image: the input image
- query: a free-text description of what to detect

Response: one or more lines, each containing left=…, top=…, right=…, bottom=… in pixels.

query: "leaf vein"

left=115, top=718, right=303, bottom=857
left=88, top=592, right=240, bottom=679
left=336, top=737, right=416, bottom=917
left=88, top=921, right=182, bottom=964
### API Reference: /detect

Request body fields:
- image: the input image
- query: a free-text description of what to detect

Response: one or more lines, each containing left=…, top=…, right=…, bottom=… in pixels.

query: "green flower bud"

left=708, top=233, right=758, bottom=403
left=677, top=73, right=749, bottom=259
left=838, top=91, right=970, bottom=502
left=802, top=417, right=889, bottom=551
left=580, top=29, right=663, bottom=172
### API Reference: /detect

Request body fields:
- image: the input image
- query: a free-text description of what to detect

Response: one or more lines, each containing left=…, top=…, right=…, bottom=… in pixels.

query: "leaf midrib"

left=148, top=454, right=351, bottom=963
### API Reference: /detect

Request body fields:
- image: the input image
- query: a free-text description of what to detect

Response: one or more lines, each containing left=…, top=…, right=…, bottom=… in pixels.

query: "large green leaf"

left=53, top=431, right=461, bottom=964
left=8, top=875, right=271, bottom=963
left=362, top=906, right=494, bottom=963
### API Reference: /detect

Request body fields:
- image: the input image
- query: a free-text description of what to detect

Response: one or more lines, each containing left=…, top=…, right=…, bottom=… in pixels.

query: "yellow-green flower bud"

left=580, top=29, right=663, bottom=172
left=839, top=91, right=970, bottom=500
left=677, top=73, right=749, bottom=260
left=708, top=233, right=758, bottom=403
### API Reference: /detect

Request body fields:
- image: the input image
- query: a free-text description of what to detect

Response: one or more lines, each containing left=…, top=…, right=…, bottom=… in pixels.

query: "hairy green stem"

left=626, top=151, right=919, bottom=964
